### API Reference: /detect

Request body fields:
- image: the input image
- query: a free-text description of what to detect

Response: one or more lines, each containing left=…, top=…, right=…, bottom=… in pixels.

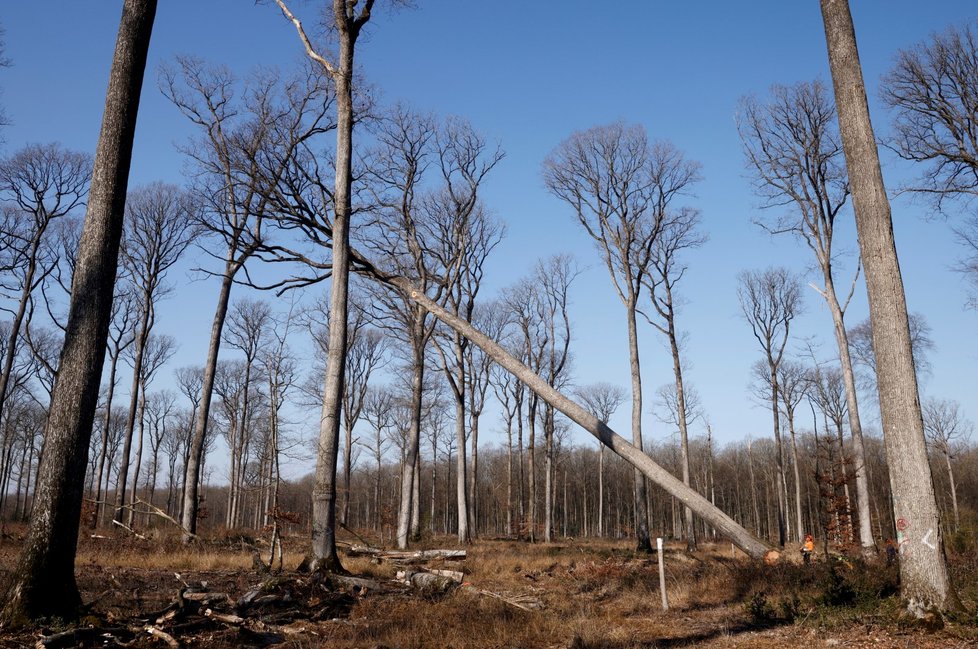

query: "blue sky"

left=3, top=1, right=977, bottom=464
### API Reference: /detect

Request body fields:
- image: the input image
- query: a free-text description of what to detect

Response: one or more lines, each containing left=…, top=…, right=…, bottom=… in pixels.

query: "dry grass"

left=1, top=526, right=976, bottom=648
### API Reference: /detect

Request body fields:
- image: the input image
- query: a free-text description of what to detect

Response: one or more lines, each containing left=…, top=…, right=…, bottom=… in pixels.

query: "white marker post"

left=657, top=537, right=668, bottom=610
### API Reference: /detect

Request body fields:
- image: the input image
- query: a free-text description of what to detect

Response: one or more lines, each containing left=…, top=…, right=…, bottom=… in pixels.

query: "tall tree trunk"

left=454, top=385, right=469, bottom=543
left=0, top=0, right=156, bottom=624
left=180, top=262, right=238, bottom=539
left=747, top=439, right=761, bottom=537
left=625, top=306, right=652, bottom=551
left=114, top=306, right=149, bottom=523
left=126, top=388, right=148, bottom=526
left=93, top=353, right=119, bottom=527
left=788, top=415, right=804, bottom=543
left=468, top=406, right=479, bottom=537
left=598, top=444, right=604, bottom=537
left=944, top=452, right=959, bottom=533
left=768, top=370, right=787, bottom=546
left=396, top=342, right=424, bottom=548
left=410, top=455, right=420, bottom=537
left=0, top=250, right=39, bottom=425
left=824, top=273, right=875, bottom=553
left=667, top=321, right=696, bottom=551
left=309, top=52, right=351, bottom=565
left=527, top=394, right=537, bottom=542
left=820, top=0, right=961, bottom=613
left=505, top=417, right=513, bottom=536
left=544, top=406, right=554, bottom=543
left=341, top=417, right=353, bottom=525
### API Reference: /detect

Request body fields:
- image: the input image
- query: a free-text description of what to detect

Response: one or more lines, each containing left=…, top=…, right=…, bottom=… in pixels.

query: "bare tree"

left=0, top=143, right=91, bottom=427
left=806, top=361, right=853, bottom=544
left=259, top=307, right=297, bottom=569
left=738, top=267, right=803, bottom=547
left=142, top=389, right=177, bottom=509
left=643, top=207, right=707, bottom=550
left=360, top=109, right=501, bottom=547
left=429, top=143, right=505, bottom=543
left=575, top=382, right=627, bottom=538
left=776, top=359, right=810, bottom=543
left=340, top=310, right=386, bottom=527
left=361, top=386, right=394, bottom=534
left=113, top=183, right=196, bottom=524
left=820, top=0, right=961, bottom=614
left=126, top=333, right=176, bottom=525
left=544, top=122, right=700, bottom=551
left=533, top=256, right=577, bottom=543
left=503, top=276, right=549, bottom=541
left=91, top=285, right=137, bottom=526
left=173, top=365, right=203, bottom=519
left=922, top=398, right=972, bottom=532
left=274, top=0, right=376, bottom=572
left=0, top=0, right=157, bottom=624
left=739, top=79, right=875, bottom=554
left=847, top=312, right=934, bottom=386
left=881, top=23, right=978, bottom=207
left=161, top=57, right=332, bottom=542
left=222, top=298, right=271, bottom=528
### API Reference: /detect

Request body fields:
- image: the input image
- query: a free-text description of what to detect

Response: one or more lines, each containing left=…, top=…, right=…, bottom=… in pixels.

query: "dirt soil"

left=0, top=529, right=975, bottom=648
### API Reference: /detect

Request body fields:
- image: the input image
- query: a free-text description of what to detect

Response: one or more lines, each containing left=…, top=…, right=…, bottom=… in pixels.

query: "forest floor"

left=0, top=526, right=976, bottom=648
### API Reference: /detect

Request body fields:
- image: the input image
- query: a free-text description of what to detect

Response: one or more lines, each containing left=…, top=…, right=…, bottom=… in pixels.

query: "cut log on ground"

left=345, top=545, right=466, bottom=562
left=396, top=570, right=460, bottom=595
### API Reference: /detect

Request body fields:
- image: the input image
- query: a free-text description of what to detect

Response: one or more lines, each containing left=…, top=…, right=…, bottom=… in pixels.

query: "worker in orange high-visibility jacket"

left=801, top=534, right=815, bottom=564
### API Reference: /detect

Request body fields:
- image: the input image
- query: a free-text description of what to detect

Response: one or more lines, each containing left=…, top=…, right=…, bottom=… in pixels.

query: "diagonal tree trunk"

left=354, top=259, right=774, bottom=559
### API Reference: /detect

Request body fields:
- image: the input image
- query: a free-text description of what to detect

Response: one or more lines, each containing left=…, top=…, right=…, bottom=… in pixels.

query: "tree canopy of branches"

left=738, top=266, right=802, bottom=547
left=543, top=121, right=700, bottom=551
left=0, top=143, right=92, bottom=429
left=739, top=79, right=875, bottom=554
left=162, top=56, right=335, bottom=541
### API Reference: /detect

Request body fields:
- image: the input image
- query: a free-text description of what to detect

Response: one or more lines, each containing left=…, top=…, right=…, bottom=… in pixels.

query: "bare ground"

left=0, top=527, right=975, bottom=648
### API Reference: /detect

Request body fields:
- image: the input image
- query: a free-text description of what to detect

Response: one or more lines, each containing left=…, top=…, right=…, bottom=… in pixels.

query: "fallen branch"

left=204, top=608, right=245, bottom=625
left=145, top=626, right=180, bottom=648
left=37, top=627, right=130, bottom=648
left=329, top=573, right=386, bottom=593
left=134, top=498, right=197, bottom=540
left=111, top=519, right=148, bottom=540
left=423, top=569, right=465, bottom=582
left=182, top=592, right=228, bottom=605
left=462, top=585, right=544, bottom=612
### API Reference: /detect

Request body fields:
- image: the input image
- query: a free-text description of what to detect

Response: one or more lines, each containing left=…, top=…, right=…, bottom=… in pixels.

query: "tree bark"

left=0, top=0, right=156, bottom=625
left=625, top=306, right=652, bottom=551
left=396, top=341, right=424, bottom=548
left=181, top=271, right=233, bottom=540
left=820, top=0, right=961, bottom=614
